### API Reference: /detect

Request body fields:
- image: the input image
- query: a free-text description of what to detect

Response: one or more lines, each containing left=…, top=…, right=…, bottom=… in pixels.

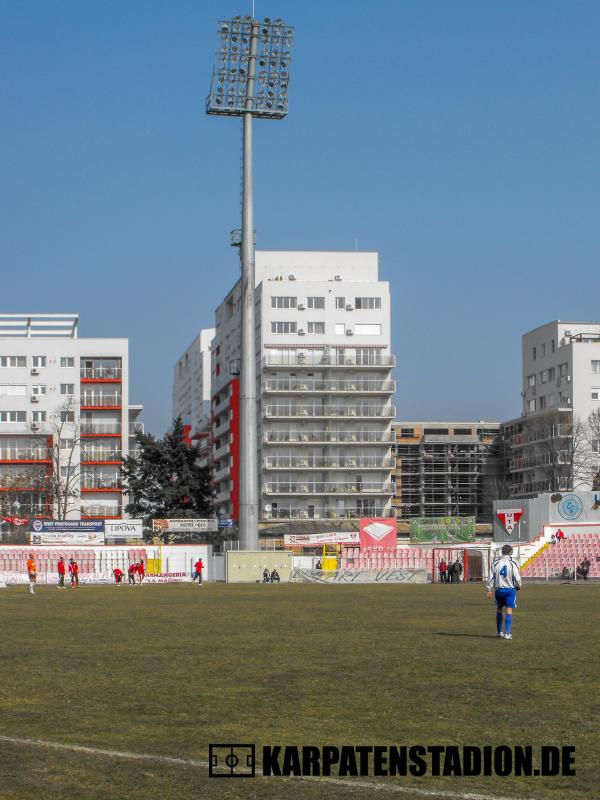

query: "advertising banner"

left=105, top=520, right=144, bottom=539
left=359, top=518, right=397, bottom=551
left=152, top=518, right=218, bottom=533
left=284, top=532, right=360, bottom=547
left=30, top=519, right=105, bottom=545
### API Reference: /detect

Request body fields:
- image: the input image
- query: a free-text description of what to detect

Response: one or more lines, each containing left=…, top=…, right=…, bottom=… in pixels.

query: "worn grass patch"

left=0, top=582, right=597, bottom=799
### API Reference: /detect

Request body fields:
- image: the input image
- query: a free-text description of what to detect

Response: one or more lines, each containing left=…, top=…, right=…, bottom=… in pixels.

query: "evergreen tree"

left=121, top=417, right=215, bottom=540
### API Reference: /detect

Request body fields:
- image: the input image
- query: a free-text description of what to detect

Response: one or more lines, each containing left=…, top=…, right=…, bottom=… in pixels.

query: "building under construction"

left=392, top=421, right=501, bottom=522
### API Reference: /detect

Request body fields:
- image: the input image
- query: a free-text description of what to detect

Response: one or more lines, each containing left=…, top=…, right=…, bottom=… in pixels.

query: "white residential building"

left=503, top=320, right=600, bottom=497
left=210, top=251, right=396, bottom=522
left=172, top=328, right=215, bottom=442
left=0, top=314, right=142, bottom=520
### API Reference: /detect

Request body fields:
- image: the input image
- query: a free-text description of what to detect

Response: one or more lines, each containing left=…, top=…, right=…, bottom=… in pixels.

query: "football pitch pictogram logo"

left=209, top=744, right=256, bottom=777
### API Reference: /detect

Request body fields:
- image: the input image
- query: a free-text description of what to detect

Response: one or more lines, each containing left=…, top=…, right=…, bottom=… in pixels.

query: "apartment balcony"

left=80, top=394, right=122, bottom=410
left=213, top=464, right=231, bottom=483
left=81, top=450, right=122, bottom=464
left=263, top=481, right=394, bottom=496
left=263, top=379, right=396, bottom=395
left=81, top=422, right=122, bottom=438
left=213, top=393, right=231, bottom=417
left=509, top=451, right=573, bottom=472
left=264, top=353, right=396, bottom=369
left=80, top=367, right=122, bottom=382
left=80, top=505, right=122, bottom=519
left=129, top=422, right=144, bottom=436
left=214, top=440, right=230, bottom=461
left=264, top=405, right=395, bottom=420
left=264, top=504, right=388, bottom=520
left=214, top=417, right=231, bottom=439
left=263, top=456, right=395, bottom=470
left=0, top=449, right=51, bottom=463
left=263, top=430, right=394, bottom=445
left=81, top=482, right=122, bottom=492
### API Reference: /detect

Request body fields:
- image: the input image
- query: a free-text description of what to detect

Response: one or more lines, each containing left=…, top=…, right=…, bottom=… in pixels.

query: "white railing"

left=81, top=394, right=122, bottom=407
left=80, top=505, right=122, bottom=517
left=81, top=479, right=122, bottom=490
left=264, top=481, right=394, bottom=495
left=264, top=353, right=395, bottom=367
left=264, top=379, right=396, bottom=393
left=0, top=448, right=50, bottom=461
left=80, top=367, right=122, bottom=380
left=264, top=505, right=387, bottom=520
left=81, top=450, right=122, bottom=462
left=129, top=422, right=144, bottom=435
left=265, top=405, right=395, bottom=419
left=263, top=457, right=394, bottom=469
left=81, top=423, right=121, bottom=435
left=264, top=430, right=394, bottom=444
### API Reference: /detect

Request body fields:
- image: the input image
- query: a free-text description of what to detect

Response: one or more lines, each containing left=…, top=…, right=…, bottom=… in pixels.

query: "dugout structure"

left=410, top=516, right=476, bottom=543
left=431, top=547, right=489, bottom=583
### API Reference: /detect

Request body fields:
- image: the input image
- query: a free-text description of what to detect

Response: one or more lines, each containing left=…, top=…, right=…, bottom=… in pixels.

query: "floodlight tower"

left=207, top=16, right=294, bottom=550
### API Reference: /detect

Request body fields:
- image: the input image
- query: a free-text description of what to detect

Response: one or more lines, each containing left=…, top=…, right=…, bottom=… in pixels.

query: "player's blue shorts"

left=495, top=588, right=517, bottom=609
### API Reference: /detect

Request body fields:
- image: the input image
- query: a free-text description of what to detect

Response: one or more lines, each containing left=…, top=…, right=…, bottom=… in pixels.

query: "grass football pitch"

left=0, top=582, right=597, bottom=800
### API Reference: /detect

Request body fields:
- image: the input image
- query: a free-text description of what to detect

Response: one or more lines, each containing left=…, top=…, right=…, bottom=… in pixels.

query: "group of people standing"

left=437, top=558, right=463, bottom=583
left=26, top=555, right=80, bottom=594
left=113, top=562, right=145, bottom=585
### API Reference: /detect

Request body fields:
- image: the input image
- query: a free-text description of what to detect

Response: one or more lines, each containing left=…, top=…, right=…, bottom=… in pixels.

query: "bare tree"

left=45, top=397, right=88, bottom=520
left=580, top=410, right=600, bottom=490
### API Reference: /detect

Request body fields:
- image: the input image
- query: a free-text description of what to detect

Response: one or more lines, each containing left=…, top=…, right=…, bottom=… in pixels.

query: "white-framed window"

left=270, top=321, right=297, bottom=335
left=528, top=375, right=536, bottom=387
left=271, top=296, right=297, bottom=309
left=60, top=438, right=75, bottom=450
left=335, top=323, right=345, bottom=335
left=548, top=367, right=555, bottom=381
left=528, top=399, right=535, bottom=413
left=31, top=411, right=46, bottom=422
left=592, top=360, right=600, bottom=374
left=307, top=322, right=325, bottom=335
left=559, top=363, right=568, bottom=377
left=0, top=356, right=26, bottom=368
left=32, top=356, right=46, bottom=367
left=60, top=383, right=75, bottom=395
left=591, top=389, right=600, bottom=401
left=335, top=297, right=345, bottom=309
left=355, top=324, right=381, bottom=335
left=60, top=357, right=75, bottom=368
left=0, top=384, right=26, bottom=396
left=31, top=385, right=46, bottom=396
left=540, top=370, right=549, bottom=383
left=0, top=411, right=26, bottom=422
left=307, top=297, right=325, bottom=309
left=355, top=297, right=381, bottom=310
left=356, top=348, right=380, bottom=365
left=60, top=411, right=75, bottom=423
left=539, top=396, right=547, bottom=409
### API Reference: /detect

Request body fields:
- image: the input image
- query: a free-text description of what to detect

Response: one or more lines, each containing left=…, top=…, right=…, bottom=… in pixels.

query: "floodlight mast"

left=206, top=17, right=293, bottom=551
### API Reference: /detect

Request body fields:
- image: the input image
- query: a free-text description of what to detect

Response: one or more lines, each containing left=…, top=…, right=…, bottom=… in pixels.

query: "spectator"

left=128, top=563, right=137, bottom=586
left=193, top=558, right=204, bottom=586
left=113, top=567, right=124, bottom=585
left=438, top=559, right=448, bottom=583
left=580, top=559, right=590, bottom=582
left=262, top=568, right=270, bottom=584
left=57, top=556, right=66, bottom=589
left=68, top=559, right=79, bottom=588
left=26, top=553, right=37, bottom=595
left=315, top=559, right=322, bottom=570
left=550, top=534, right=557, bottom=546
left=561, top=566, right=571, bottom=582
left=556, top=529, right=566, bottom=541
left=449, top=560, right=463, bottom=583
left=270, top=568, right=280, bottom=584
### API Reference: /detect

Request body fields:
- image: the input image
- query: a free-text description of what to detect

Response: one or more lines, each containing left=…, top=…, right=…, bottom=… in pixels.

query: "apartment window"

left=528, top=399, right=535, bottom=412
left=31, top=411, right=46, bottom=422
left=307, top=322, right=325, bottom=335
left=60, top=357, right=75, bottom=368
left=454, top=428, right=472, bottom=435
left=0, top=356, right=26, bottom=368
left=0, top=411, right=26, bottom=422
left=335, top=323, right=345, bottom=335
left=60, top=438, right=75, bottom=450
left=60, top=411, right=75, bottom=423
left=528, top=375, right=536, bottom=387
left=548, top=367, right=555, bottom=381
left=60, top=384, right=75, bottom=395
left=539, top=396, right=547, bottom=409
left=271, top=321, right=297, bottom=335
left=533, top=347, right=537, bottom=360
left=32, top=356, right=47, bottom=367
left=335, top=297, right=345, bottom=309
left=355, top=297, right=381, bottom=310
left=271, top=296, right=297, bottom=309
left=542, top=343, right=546, bottom=357
left=592, top=361, right=600, bottom=374
left=31, top=385, right=46, bottom=396
left=424, top=428, right=449, bottom=435
left=355, top=324, right=381, bottom=335
left=551, top=339, right=555, bottom=353
left=400, top=428, right=415, bottom=438
left=307, top=297, right=325, bottom=309
left=540, top=370, right=549, bottom=384
left=0, top=384, right=26, bottom=396
left=559, top=363, right=568, bottom=377
left=356, top=348, right=379, bottom=365
left=591, top=390, right=600, bottom=401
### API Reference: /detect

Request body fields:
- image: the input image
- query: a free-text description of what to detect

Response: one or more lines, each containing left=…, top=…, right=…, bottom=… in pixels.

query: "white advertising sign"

left=284, top=532, right=360, bottom=547
left=105, top=520, right=144, bottom=539
left=30, top=530, right=105, bottom=546
left=152, top=518, right=218, bottom=533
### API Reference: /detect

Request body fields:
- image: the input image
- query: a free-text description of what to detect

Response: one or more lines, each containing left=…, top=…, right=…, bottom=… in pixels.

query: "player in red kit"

left=113, top=567, right=124, bottom=585
left=68, top=559, right=79, bottom=588
left=57, top=556, right=66, bottom=589
left=193, top=558, right=203, bottom=586
left=136, top=560, right=145, bottom=584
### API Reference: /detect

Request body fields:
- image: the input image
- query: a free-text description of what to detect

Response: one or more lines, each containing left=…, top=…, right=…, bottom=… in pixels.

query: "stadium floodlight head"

left=206, top=16, right=294, bottom=553
left=207, top=16, right=294, bottom=118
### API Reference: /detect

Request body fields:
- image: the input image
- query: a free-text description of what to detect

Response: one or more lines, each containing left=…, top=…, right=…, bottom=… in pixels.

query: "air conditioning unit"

left=31, top=396, right=40, bottom=403
left=31, top=423, right=40, bottom=431
left=346, top=304, right=354, bottom=311
left=346, top=329, right=354, bottom=336
left=564, top=330, right=572, bottom=336
left=288, top=274, right=296, bottom=280
left=566, top=376, right=571, bottom=382
left=31, top=368, right=40, bottom=376
left=298, top=329, right=306, bottom=336
left=334, top=275, right=342, bottom=281
left=567, top=398, right=572, bottom=405
left=297, top=304, right=305, bottom=310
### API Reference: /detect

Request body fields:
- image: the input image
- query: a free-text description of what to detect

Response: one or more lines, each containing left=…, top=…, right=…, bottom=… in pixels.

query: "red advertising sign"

left=2, top=517, right=29, bottom=526
left=496, top=509, right=523, bottom=535
left=359, top=518, right=397, bottom=551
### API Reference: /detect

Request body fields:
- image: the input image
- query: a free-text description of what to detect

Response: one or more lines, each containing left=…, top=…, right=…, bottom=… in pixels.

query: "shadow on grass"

left=434, top=632, right=495, bottom=639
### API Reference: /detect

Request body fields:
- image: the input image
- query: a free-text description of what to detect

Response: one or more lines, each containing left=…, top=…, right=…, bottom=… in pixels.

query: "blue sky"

left=1, top=1, right=599, bottom=433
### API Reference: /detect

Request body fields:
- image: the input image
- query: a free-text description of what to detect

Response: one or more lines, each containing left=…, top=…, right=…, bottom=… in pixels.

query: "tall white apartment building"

left=0, top=314, right=142, bottom=520
left=172, top=328, right=215, bottom=452
left=503, top=320, right=600, bottom=498
left=210, top=251, right=396, bottom=522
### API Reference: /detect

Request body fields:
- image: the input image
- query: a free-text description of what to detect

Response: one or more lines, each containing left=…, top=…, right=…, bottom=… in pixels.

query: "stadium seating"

left=342, top=545, right=434, bottom=573
left=521, top=533, right=600, bottom=579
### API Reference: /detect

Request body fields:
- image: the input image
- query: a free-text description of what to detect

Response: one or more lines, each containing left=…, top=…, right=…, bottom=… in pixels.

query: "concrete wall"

left=226, top=550, right=293, bottom=583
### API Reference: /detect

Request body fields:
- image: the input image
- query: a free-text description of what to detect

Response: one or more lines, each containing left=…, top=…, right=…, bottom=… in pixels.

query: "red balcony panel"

left=81, top=487, right=123, bottom=493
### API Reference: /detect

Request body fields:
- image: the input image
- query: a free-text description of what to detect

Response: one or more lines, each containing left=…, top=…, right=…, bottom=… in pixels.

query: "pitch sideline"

left=0, top=734, right=538, bottom=800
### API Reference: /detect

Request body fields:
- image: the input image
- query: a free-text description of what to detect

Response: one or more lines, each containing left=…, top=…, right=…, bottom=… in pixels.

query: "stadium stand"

left=521, top=532, right=600, bottom=578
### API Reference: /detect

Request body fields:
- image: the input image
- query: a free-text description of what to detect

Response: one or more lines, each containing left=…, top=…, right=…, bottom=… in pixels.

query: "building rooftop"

left=0, top=314, right=79, bottom=338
